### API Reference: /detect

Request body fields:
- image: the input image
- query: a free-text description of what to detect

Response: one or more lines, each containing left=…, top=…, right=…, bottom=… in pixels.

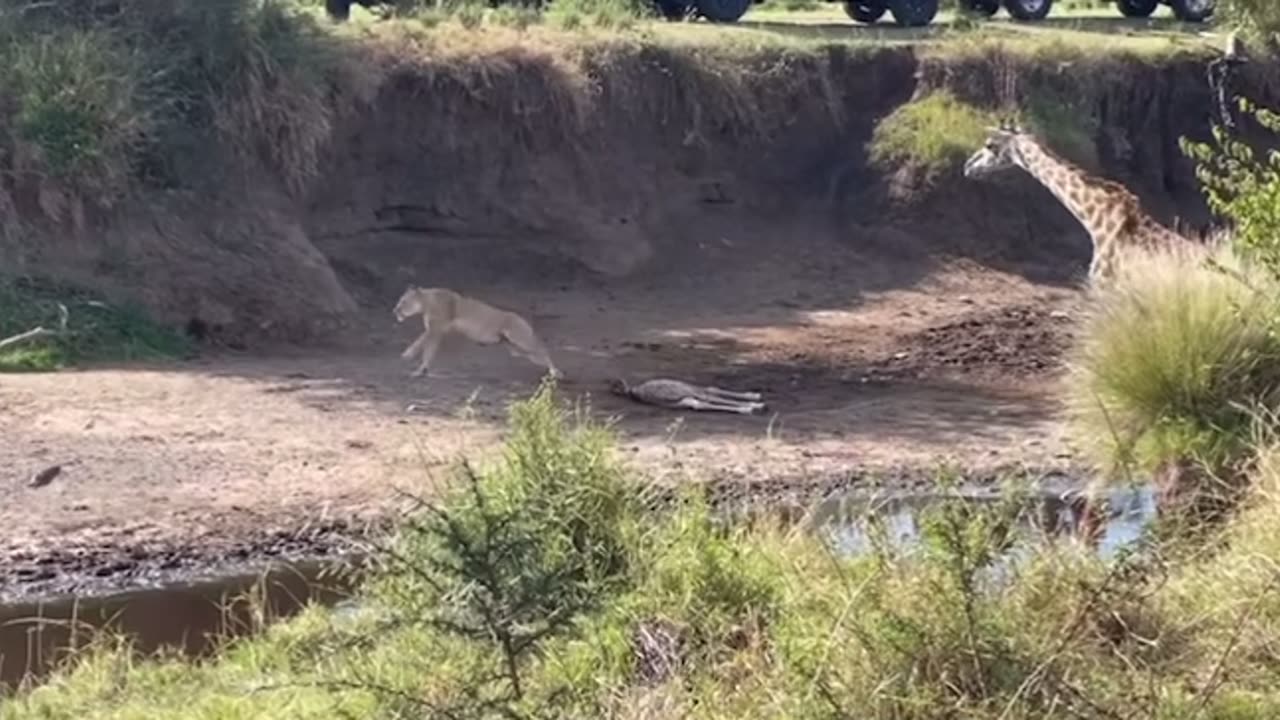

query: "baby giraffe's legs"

left=676, top=397, right=763, bottom=415
left=699, top=385, right=763, bottom=402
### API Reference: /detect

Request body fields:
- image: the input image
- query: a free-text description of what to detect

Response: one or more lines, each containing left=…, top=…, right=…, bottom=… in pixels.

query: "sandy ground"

left=0, top=253, right=1087, bottom=599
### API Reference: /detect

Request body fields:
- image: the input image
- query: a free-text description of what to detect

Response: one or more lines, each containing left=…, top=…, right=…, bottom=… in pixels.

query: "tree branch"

left=0, top=326, right=55, bottom=351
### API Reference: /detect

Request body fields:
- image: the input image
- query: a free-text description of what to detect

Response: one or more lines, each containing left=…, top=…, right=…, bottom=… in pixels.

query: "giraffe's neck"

left=1011, top=139, right=1118, bottom=248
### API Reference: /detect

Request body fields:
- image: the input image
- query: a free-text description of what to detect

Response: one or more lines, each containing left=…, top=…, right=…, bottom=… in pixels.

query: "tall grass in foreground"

left=1066, top=246, right=1280, bottom=489
left=14, top=383, right=1280, bottom=718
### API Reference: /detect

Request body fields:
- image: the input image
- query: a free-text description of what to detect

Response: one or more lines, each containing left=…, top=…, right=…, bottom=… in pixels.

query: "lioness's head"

left=393, top=287, right=423, bottom=322
left=607, top=378, right=630, bottom=397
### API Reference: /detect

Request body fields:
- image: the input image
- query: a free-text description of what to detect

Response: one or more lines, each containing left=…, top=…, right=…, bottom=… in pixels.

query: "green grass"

left=868, top=90, right=999, bottom=179
left=12, top=382, right=1280, bottom=718
left=0, top=277, right=190, bottom=371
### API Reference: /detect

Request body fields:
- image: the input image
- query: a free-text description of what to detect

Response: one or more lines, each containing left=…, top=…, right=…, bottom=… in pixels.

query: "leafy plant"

left=370, top=380, right=645, bottom=710
left=1182, top=98, right=1280, bottom=282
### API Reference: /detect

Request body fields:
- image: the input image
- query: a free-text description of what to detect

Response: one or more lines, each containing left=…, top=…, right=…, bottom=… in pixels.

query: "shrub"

left=1217, top=0, right=1280, bottom=45
left=369, top=379, right=647, bottom=709
left=868, top=90, right=999, bottom=180
left=1065, top=245, right=1280, bottom=481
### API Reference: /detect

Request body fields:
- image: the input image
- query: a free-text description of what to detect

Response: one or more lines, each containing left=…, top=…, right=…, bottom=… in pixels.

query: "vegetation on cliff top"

left=0, top=0, right=1223, bottom=234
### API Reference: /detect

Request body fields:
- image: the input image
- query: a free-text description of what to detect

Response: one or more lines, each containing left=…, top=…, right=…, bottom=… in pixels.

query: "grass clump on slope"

left=0, top=0, right=350, bottom=223
left=0, top=277, right=190, bottom=372
left=868, top=90, right=999, bottom=179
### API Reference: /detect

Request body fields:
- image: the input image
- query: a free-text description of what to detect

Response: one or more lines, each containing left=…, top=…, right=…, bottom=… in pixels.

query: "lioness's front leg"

left=410, top=328, right=446, bottom=378
left=401, top=330, right=428, bottom=360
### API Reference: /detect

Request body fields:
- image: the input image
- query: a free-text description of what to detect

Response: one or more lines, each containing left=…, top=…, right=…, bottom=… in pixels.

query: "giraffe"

left=964, top=124, right=1217, bottom=545
left=962, top=123, right=1207, bottom=286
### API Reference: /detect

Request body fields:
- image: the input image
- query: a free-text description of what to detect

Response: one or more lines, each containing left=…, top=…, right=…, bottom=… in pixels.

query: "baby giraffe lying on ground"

left=393, top=286, right=561, bottom=379
left=609, top=377, right=767, bottom=415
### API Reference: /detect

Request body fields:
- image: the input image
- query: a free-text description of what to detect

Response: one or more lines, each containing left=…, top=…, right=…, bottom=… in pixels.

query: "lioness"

left=393, top=286, right=562, bottom=379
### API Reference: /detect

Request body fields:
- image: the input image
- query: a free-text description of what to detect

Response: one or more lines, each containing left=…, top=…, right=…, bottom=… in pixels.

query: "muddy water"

left=0, top=484, right=1156, bottom=694
left=0, top=558, right=362, bottom=692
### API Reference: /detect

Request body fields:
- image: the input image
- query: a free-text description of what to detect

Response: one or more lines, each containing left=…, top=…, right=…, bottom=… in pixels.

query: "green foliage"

left=868, top=90, right=1000, bottom=180
left=1066, top=246, right=1280, bottom=478
left=1182, top=98, right=1280, bottom=282
left=1217, top=0, right=1280, bottom=44
left=0, top=277, right=190, bottom=371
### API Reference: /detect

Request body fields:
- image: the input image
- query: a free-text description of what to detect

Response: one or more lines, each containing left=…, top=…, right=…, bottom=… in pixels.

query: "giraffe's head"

left=963, top=124, right=1028, bottom=180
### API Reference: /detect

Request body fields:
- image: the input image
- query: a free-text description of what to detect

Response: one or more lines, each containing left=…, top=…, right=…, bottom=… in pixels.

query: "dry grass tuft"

left=1066, top=244, right=1280, bottom=485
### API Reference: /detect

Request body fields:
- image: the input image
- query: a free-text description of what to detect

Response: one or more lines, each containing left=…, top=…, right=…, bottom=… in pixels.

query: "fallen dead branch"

left=0, top=326, right=55, bottom=350
left=0, top=302, right=70, bottom=351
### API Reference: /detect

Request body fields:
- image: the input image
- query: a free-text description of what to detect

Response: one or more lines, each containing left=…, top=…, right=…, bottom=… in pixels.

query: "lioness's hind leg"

left=502, top=320, right=561, bottom=379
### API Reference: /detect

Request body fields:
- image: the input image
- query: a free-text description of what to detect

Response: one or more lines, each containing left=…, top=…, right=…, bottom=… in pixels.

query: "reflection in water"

left=0, top=560, right=361, bottom=693
left=773, top=485, right=1158, bottom=561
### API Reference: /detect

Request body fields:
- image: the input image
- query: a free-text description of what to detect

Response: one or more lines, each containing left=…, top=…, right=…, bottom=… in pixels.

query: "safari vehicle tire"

left=843, top=0, right=887, bottom=22
left=1116, top=0, right=1158, bottom=17
left=888, top=0, right=938, bottom=27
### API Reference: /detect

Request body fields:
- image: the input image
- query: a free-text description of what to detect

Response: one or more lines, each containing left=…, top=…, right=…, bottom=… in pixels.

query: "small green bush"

left=868, top=91, right=999, bottom=180
left=370, top=379, right=646, bottom=709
